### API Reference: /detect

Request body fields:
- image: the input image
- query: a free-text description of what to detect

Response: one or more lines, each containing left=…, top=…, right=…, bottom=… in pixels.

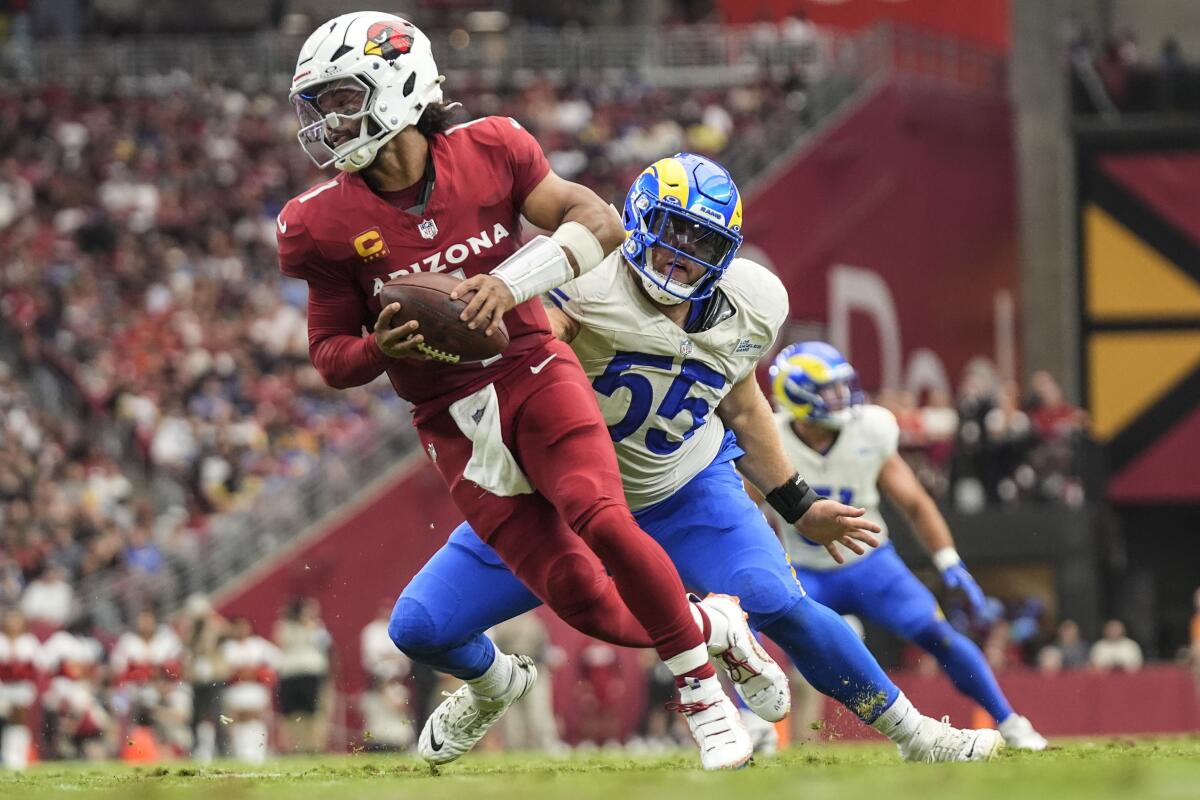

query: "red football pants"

left=416, top=339, right=701, bottom=662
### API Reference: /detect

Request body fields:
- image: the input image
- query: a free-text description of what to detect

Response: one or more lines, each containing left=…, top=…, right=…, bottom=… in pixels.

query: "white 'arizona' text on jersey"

left=776, top=404, right=900, bottom=570
left=553, top=253, right=788, bottom=510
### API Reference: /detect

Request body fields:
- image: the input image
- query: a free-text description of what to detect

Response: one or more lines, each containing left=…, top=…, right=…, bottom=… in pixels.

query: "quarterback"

left=393, top=154, right=1004, bottom=765
left=276, top=13, right=874, bottom=769
left=772, top=341, right=1048, bottom=750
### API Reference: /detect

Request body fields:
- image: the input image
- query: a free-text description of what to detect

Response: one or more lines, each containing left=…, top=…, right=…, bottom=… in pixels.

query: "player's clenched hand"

left=795, top=500, right=881, bottom=565
left=451, top=274, right=515, bottom=337
left=373, top=303, right=427, bottom=359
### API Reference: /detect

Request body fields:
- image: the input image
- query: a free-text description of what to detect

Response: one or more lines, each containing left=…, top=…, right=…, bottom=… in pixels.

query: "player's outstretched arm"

left=878, top=454, right=987, bottom=613
left=452, top=171, right=622, bottom=336
left=717, top=374, right=881, bottom=564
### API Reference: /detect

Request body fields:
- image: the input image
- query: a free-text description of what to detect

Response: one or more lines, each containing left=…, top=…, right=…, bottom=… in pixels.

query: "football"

left=378, top=272, right=510, bottom=364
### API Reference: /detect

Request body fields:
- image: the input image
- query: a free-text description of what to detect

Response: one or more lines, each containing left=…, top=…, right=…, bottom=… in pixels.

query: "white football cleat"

left=697, top=594, right=790, bottom=723
left=669, top=676, right=754, bottom=770
left=418, top=654, right=537, bottom=765
left=998, top=714, right=1048, bottom=750
left=739, top=707, right=780, bottom=756
left=898, top=715, right=1004, bottom=763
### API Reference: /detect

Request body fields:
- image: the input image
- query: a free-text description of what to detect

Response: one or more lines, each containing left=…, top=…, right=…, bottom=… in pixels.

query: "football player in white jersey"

left=771, top=341, right=1048, bottom=750
left=390, top=153, right=1003, bottom=766
left=221, top=617, right=282, bottom=764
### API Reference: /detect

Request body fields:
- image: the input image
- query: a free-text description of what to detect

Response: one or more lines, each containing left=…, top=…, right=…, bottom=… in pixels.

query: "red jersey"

left=278, top=115, right=554, bottom=423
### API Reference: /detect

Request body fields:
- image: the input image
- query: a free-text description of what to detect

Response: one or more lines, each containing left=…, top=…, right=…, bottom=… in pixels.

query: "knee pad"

left=388, top=596, right=446, bottom=656
left=727, top=560, right=803, bottom=624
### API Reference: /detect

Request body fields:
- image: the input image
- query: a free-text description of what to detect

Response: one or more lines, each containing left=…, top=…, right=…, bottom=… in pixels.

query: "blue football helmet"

left=621, top=153, right=743, bottom=305
left=770, top=341, right=865, bottom=429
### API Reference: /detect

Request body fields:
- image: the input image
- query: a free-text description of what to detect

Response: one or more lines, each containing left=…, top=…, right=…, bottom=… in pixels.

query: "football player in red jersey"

left=277, top=13, right=874, bottom=769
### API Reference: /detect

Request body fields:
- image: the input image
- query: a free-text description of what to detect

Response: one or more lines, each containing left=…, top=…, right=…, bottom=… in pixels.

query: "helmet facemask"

left=629, top=204, right=740, bottom=305
left=293, top=75, right=391, bottom=172
left=809, top=379, right=862, bottom=430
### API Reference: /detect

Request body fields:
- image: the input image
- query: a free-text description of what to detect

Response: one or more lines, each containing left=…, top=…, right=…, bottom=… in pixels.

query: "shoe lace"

left=667, top=698, right=739, bottom=748
left=927, top=716, right=973, bottom=760
left=718, top=649, right=762, bottom=683
left=665, top=699, right=716, bottom=716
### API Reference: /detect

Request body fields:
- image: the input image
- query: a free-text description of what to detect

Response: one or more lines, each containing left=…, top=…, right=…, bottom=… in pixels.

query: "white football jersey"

left=110, top=627, right=183, bottom=680
left=0, top=632, right=40, bottom=678
left=776, top=404, right=899, bottom=570
left=222, top=636, right=281, bottom=681
left=554, top=253, right=788, bottom=510
left=36, top=631, right=104, bottom=677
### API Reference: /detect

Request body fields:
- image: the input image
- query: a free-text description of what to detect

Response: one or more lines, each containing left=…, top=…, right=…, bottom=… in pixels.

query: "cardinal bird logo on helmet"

left=364, top=20, right=414, bottom=61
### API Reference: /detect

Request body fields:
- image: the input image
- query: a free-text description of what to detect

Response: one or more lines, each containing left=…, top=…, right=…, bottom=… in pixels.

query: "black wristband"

left=765, top=474, right=821, bottom=524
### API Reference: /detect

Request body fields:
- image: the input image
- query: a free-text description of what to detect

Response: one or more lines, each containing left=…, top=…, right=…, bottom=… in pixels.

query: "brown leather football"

left=378, top=272, right=510, bottom=364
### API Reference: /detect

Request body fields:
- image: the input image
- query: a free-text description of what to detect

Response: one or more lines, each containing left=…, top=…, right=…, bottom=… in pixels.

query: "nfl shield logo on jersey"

left=679, top=338, right=694, bottom=357
left=418, top=219, right=438, bottom=240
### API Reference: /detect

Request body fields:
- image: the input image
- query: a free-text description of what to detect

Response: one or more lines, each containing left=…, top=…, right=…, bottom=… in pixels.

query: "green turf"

left=2, top=739, right=1199, bottom=800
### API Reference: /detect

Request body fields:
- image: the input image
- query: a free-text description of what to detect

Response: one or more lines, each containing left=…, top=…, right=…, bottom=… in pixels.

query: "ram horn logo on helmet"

left=364, top=20, right=415, bottom=61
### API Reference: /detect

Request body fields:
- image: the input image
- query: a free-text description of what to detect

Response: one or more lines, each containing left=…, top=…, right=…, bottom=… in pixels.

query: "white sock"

left=233, top=720, right=269, bottom=764
left=663, top=644, right=711, bottom=677
left=194, top=721, right=215, bottom=763
left=870, top=693, right=921, bottom=744
left=468, top=649, right=514, bottom=699
left=689, top=598, right=730, bottom=654
left=1, top=724, right=30, bottom=769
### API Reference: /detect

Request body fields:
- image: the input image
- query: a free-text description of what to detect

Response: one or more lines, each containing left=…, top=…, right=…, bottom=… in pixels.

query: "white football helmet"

left=290, top=12, right=444, bottom=172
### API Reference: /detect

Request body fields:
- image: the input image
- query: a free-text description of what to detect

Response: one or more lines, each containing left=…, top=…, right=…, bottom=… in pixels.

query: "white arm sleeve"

left=492, top=222, right=606, bottom=304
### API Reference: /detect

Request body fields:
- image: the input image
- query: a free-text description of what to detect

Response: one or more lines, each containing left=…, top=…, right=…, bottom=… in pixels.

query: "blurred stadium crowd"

left=1069, top=22, right=1200, bottom=114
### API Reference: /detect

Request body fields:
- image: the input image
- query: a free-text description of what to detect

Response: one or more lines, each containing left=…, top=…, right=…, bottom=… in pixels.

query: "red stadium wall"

left=741, top=80, right=1018, bottom=397
left=716, top=0, right=1010, bottom=52
left=216, top=454, right=457, bottom=694
left=817, top=665, right=1200, bottom=740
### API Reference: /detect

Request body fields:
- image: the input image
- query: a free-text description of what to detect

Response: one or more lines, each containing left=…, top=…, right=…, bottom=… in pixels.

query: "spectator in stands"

left=38, top=615, right=112, bottom=760
left=179, top=595, right=227, bottom=762
left=576, top=642, right=625, bottom=747
left=491, top=613, right=565, bottom=753
left=1036, top=645, right=1064, bottom=676
left=1026, top=371, right=1087, bottom=442
left=982, top=381, right=1034, bottom=504
left=273, top=597, right=332, bottom=754
left=359, top=600, right=414, bottom=752
left=1096, top=38, right=1131, bottom=106
left=631, top=649, right=685, bottom=752
left=221, top=617, right=280, bottom=764
left=0, top=609, right=38, bottom=769
left=19, top=563, right=74, bottom=628
left=1055, top=619, right=1090, bottom=670
left=1090, top=619, right=1143, bottom=673
left=110, top=608, right=187, bottom=751
left=1159, top=37, right=1185, bottom=71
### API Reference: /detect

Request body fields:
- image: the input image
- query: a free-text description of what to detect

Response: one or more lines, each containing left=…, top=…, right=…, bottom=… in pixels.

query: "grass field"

left=2, top=738, right=1199, bottom=800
